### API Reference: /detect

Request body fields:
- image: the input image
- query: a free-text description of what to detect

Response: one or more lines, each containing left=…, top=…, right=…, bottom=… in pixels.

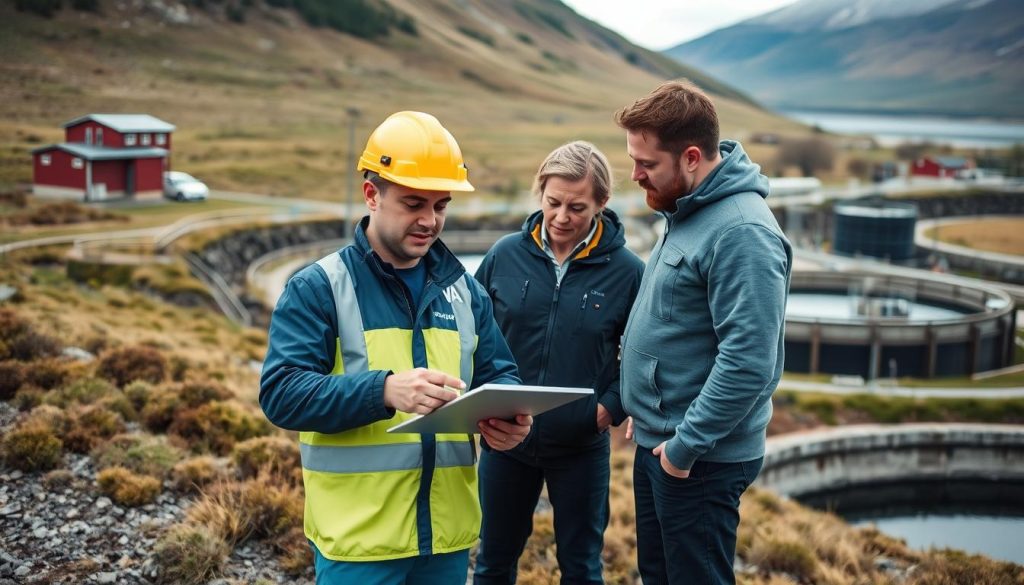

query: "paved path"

left=778, top=378, right=1024, bottom=398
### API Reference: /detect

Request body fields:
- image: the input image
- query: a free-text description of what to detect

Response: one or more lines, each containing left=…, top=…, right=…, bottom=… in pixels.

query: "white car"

left=163, top=171, right=209, bottom=201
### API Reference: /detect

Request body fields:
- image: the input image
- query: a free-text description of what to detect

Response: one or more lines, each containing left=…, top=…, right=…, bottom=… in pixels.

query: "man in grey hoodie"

left=615, top=81, right=792, bottom=585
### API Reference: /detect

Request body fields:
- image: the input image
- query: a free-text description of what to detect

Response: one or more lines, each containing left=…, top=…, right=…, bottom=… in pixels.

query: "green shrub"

left=46, top=376, right=116, bottom=407
left=232, top=436, right=300, bottom=485
left=172, top=456, right=225, bottom=492
left=97, top=345, right=167, bottom=387
left=169, top=401, right=272, bottom=455
left=0, top=360, right=25, bottom=399
left=2, top=422, right=64, bottom=471
left=153, top=525, right=229, bottom=585
left=93, top=434, right=183, bottom=478
left=12, top=385, right=44, bottom=411
left=124, top=380, right=154, bottom=412
left=97, top=391, right=138, bottom=422
left=63, top=406, right=124, bottom=453
left=96, top=466, right=161, bottom=506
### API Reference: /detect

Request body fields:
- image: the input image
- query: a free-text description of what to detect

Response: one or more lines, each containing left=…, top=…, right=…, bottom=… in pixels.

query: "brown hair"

left=532, top=140, right=612, bottom=205
left=614, top=80, right=719, bottom=159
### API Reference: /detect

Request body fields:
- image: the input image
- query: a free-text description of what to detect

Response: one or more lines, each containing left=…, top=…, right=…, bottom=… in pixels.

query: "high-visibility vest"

left=301, top=252, right=480, bottom=561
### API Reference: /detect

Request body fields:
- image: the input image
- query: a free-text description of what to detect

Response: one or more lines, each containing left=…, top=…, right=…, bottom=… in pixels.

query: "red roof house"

left=32, top=114, right=175, bottom=201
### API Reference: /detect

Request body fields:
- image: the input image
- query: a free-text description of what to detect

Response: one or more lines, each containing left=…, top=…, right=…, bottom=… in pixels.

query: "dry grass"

left=926, top=218, right=1024, bottom=256
left=96, top=466, right=162, bottom=507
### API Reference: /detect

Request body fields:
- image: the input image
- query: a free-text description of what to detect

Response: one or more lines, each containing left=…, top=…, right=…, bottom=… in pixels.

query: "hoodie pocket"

left=622, top=346, right=669, bottom=434
left=648, top=245, right=684, bottom=322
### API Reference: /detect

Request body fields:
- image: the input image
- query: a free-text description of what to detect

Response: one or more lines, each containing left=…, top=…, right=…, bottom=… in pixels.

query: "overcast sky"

left=561, top=0, right=797, bottom=50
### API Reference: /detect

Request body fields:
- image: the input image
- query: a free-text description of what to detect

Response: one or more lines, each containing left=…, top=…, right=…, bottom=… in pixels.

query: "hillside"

left=0, top=0, right=802, bottom=200
left=2, top=244, right=1024, bottom=582
left=665, top=0, right=1024, bottom=118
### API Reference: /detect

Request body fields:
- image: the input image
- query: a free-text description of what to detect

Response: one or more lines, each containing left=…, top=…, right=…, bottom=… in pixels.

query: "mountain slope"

left=664, top=0, right=1023, bottom=118
left=0, top=0, right=799, bottom=199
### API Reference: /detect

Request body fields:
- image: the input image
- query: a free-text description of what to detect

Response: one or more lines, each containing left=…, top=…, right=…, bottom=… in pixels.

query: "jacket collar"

left=352, top=216, right=465, bottom=288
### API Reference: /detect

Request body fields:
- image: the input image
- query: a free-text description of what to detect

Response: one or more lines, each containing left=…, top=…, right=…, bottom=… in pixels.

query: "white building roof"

left=63, top=114, right=176, bottom=133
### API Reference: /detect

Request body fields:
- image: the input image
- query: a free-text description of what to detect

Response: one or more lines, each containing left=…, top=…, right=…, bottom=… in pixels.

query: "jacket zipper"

left=519, top=279, right=530, bottom=311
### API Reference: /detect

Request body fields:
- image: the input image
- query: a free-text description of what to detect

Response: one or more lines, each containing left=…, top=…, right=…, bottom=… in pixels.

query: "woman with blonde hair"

left=473, top=141, right=644, bottom=584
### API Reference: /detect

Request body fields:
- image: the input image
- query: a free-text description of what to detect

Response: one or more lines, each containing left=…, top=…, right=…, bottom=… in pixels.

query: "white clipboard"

left=386, top=384, right=592, bottom=434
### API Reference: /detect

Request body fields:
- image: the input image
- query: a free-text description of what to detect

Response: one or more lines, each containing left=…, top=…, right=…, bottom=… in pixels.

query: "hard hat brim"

left=374, top=171, right=475, bottom=193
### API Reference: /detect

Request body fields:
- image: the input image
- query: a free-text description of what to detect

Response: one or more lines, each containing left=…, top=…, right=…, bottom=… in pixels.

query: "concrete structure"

left=756, top=424, right=1024, bottom=499
left=32, top=114, right=174, bottom=201
left=916, top=215, right=1024, bottom=285
left=785, top=271, right=1016, bottom=378
left=832, top=201, right=917, bottom=262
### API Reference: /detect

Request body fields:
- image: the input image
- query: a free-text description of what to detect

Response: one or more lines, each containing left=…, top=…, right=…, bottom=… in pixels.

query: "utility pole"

left=345, top=107, right=361, bottom=239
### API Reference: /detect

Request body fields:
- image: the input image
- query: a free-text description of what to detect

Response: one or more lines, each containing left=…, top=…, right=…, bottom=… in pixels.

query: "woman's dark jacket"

left=474, top=208, right=644, bottom=457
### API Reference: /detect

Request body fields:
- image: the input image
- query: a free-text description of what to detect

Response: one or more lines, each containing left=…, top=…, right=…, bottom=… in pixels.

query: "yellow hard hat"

left=357, top=111, right=475, bottom=192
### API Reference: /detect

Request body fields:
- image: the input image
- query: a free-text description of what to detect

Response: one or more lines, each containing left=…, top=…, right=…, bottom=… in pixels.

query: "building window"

left=40, top=154, right=51, bottom=166
left=125, top=133, right=137, bottom=146
left=97, top=128, right=104, bottom=146
left=72, top=157, right=83, bottom=170
left=141, top=133, right=151, bottom=146
left=85, top=128, right=92, bottom=145
left=155, top=133, right=166, bottom=145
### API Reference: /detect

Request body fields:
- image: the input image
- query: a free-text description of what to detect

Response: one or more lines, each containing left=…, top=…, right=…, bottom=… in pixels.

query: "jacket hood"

left=671, top=140, right=770, bottom=221
left=520, top=207, right=628, bottom=259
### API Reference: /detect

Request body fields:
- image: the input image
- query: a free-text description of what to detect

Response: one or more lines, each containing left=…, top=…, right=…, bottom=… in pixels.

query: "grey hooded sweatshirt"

left=621, top=140, right=792, bottom=471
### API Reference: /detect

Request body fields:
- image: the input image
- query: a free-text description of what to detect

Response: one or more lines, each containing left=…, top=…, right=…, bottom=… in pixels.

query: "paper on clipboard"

left=386, top=384, right=592, bottom=434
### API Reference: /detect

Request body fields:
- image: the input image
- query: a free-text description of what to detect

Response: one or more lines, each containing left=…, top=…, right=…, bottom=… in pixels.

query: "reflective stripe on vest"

left=303, top=251, right=480, bottom=562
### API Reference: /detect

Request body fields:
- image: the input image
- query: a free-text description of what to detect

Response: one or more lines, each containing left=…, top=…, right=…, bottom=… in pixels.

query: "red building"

left=32, top=114, right=175, bottom=201
left=910, top=156, right=974, bottom=179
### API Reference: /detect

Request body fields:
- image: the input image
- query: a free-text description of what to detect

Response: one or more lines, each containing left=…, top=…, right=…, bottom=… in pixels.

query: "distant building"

left=32, top=114, right=175, bottom=201
left=910, top=156, right=973, bottom=179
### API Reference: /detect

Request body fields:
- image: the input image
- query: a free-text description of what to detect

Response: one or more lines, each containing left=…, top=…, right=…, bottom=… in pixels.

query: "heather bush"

left=93, top=433, right=183, bottom=478
left=142, top=388, right=183, bottom=433
left=747, top=537, right=819, bottom=580
left=169, top=401, right=272, bottom=455
left=0, top=310, right=59, bottom=361
left=186, top=475, right=303, bottom=545
left=153, top=525, right=229, bottom=585
left=42, top=468, right=76, bottom=489
left=2, top=421, right=63, bottom=471
left=12, top=385, right=44, bottom=411
left=23, top=357, right=70, bottom=390
left=24, top=404, right=69, bottom=432
left=178, top=379, right=234, bottom=408
left=171, top=456, right=225, bottom=493
left=232, top=436, right=301, bottom=485
left=96, top=466, right=161, bottom=506
left=63, top=405, right=124, bottom=453
left=0, top=360, right=25, bottom=399
left=97, top=345, right=167, bottom=387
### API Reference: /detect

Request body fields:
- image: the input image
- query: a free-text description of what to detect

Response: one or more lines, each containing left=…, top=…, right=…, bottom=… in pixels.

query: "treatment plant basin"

left=784, top=272, right=1015, bottom=379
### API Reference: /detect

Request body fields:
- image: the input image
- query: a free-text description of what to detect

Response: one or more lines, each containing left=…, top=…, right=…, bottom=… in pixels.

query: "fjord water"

left=782, top=110, right=1024, bottom=148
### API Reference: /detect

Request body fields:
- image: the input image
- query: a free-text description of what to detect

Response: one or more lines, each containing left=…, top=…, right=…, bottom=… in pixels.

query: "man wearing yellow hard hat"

left=260, top=111, right=533, bottom=583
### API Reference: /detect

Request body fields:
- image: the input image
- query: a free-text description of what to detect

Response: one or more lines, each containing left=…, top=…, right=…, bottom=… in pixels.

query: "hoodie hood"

left=671, top=140, right=770, bottom=221
left=520, top=207, right=628, bottom=260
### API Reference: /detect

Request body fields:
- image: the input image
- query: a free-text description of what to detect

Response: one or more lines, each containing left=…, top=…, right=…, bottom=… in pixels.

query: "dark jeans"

left=473, top=442, right=610, bottom=585
left=632, top=445, right=763, bottom=585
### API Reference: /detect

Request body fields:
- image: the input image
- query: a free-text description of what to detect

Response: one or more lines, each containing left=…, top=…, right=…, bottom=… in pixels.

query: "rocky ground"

left=0, top=402, right=314, bottom=585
